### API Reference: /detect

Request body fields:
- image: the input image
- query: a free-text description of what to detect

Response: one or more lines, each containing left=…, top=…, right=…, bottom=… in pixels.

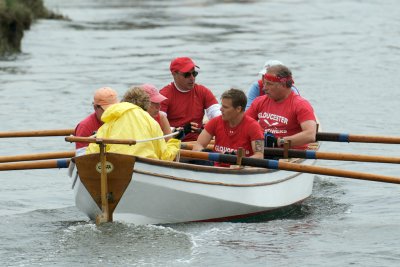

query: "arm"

left=203, top=87, right=221, bottom=120
left=278, top=120, right=317, bottom=147
left=291, top=85, right=300, bottom=95
left=161, top=138, right=181, bottom=161
left=246, top=81, right=260, bottom=110
left=75, top=124, right=94, bottom=149
left=159, top=113, right=172, bottom=141
left=250, top=139, right=264, bottom=159
left=205, top=103, right=221, bottom=120
left=192, top=129, right=213, bottom=151
left=159, top=85, right=169, bottom=114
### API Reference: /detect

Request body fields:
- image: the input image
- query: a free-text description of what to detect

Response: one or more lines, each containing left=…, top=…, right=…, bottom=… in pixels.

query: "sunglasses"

left=180, top=71, right=198, bottom=78
left=93, top=103, right=104, bottom=111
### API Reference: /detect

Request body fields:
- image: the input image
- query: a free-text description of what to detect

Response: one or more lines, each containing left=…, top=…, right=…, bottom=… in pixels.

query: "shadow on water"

left=226, top=204, right=309, bottom=223
left=302, top=176, right=350, bottom=219
left=223, top=175, right=350, bottom=224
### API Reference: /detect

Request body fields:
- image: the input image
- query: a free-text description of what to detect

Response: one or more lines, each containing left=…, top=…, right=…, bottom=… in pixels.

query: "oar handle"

left=0, top=129, right=75, bottom=138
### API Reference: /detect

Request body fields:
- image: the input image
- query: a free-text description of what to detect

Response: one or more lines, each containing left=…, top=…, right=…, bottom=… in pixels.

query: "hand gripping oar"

left=264, top=147, right=400, bottom=164
left=0, top=129, right=75, bottom=138
left=316, top=132, right=400, bottom=144
left=179, top=150, right=400, bottom=184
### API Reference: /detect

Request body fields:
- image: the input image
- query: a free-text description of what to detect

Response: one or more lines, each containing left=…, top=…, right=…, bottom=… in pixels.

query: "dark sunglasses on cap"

left=93, top=103, right=104, bottom=111
left=180, top=71, right=198, bottom=78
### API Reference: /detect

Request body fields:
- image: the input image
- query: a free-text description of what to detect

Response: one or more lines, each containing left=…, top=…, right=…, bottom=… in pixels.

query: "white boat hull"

left=70, top=154, right=315, bottom=225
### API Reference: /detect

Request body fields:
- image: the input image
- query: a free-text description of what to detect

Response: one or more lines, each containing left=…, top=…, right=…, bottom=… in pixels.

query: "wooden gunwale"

left=136, top=155, right=307, bottom=174
left=133, top=168, right=301, bottom=187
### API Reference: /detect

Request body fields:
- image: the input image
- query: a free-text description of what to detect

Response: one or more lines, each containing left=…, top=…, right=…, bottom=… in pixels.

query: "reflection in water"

left=0, top=66, right=28, bottom=75
left=67, top=21, right=164, bottom=31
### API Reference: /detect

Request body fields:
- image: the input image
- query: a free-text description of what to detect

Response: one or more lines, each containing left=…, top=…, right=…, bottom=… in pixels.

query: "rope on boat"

left=135, top=131, right=179, bottom=143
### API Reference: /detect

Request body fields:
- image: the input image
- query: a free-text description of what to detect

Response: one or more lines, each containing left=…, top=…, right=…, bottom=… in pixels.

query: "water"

left=1, top=0, right=400, bottom=266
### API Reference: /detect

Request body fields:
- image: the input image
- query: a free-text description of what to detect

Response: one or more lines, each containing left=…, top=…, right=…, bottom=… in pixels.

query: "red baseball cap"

left=141, top=84, right=167, bottom=103
left=170, top=57, right=199, bottom=73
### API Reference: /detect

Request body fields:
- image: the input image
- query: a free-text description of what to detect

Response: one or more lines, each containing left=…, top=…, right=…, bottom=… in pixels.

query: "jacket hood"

left=101, top=102, right=142, bottom=123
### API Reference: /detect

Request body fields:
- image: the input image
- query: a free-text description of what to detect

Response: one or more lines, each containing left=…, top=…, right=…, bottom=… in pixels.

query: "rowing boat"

left=68, top=138, right=320, bottom=225
left=4, top=127, right=400, bottom=224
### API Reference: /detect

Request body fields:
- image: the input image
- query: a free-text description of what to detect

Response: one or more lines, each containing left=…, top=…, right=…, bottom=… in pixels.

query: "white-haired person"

left=141, top=84, right=173, bottom=140
left=124, top=84, right=173, bottom=141
left=245, top=60, right=300, bottom=110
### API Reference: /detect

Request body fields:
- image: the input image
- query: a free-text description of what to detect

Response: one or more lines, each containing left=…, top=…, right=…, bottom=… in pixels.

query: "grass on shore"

left=0, top=0, right=66, bottom=56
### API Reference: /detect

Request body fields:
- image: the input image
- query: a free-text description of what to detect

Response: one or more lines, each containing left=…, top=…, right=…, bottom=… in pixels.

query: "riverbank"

left=0, top=0, right=65, bottom=56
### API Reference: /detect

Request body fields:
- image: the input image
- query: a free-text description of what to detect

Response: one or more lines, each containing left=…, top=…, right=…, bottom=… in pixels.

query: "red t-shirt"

left=246, top=91, right=315, bottom=149
left=74, top=112, right=102, bottom=149
left=205, top=115, right=264, bottom=157
left=160, top=82, right=219, bottom=141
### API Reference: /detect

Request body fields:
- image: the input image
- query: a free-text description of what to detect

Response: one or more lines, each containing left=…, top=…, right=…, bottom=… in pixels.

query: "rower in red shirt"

left=193, top=88, right=264, bottom=166
left=74, top=87, right=119, bottom=155
left=160, top=57, right=221, bottom=141
left=246, top=64, right=317, bottom=149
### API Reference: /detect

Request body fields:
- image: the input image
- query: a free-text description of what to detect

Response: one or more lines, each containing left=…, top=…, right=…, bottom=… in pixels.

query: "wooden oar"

left=264, top=147, right=400, bottom=164
left=181, top=143, right=400, bottom=164
left=0, top=151, right=75, bottom=163
left=0, top=159, right=70, bottom=171
left=317, top=132, right=400, bottom=144
left=179, top=150, right=400, bottom=184
left=65, top=136, right=137, bottom=145
left=0, top=129, right=74, bottom=138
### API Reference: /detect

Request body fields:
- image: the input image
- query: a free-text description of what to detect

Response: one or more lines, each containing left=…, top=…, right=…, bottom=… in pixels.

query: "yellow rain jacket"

left=86, top=102, right=180, bottom=161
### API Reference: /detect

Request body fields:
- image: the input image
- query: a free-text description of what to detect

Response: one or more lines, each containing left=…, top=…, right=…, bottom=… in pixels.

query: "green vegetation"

left=0, top=0, right=65, bottom=56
